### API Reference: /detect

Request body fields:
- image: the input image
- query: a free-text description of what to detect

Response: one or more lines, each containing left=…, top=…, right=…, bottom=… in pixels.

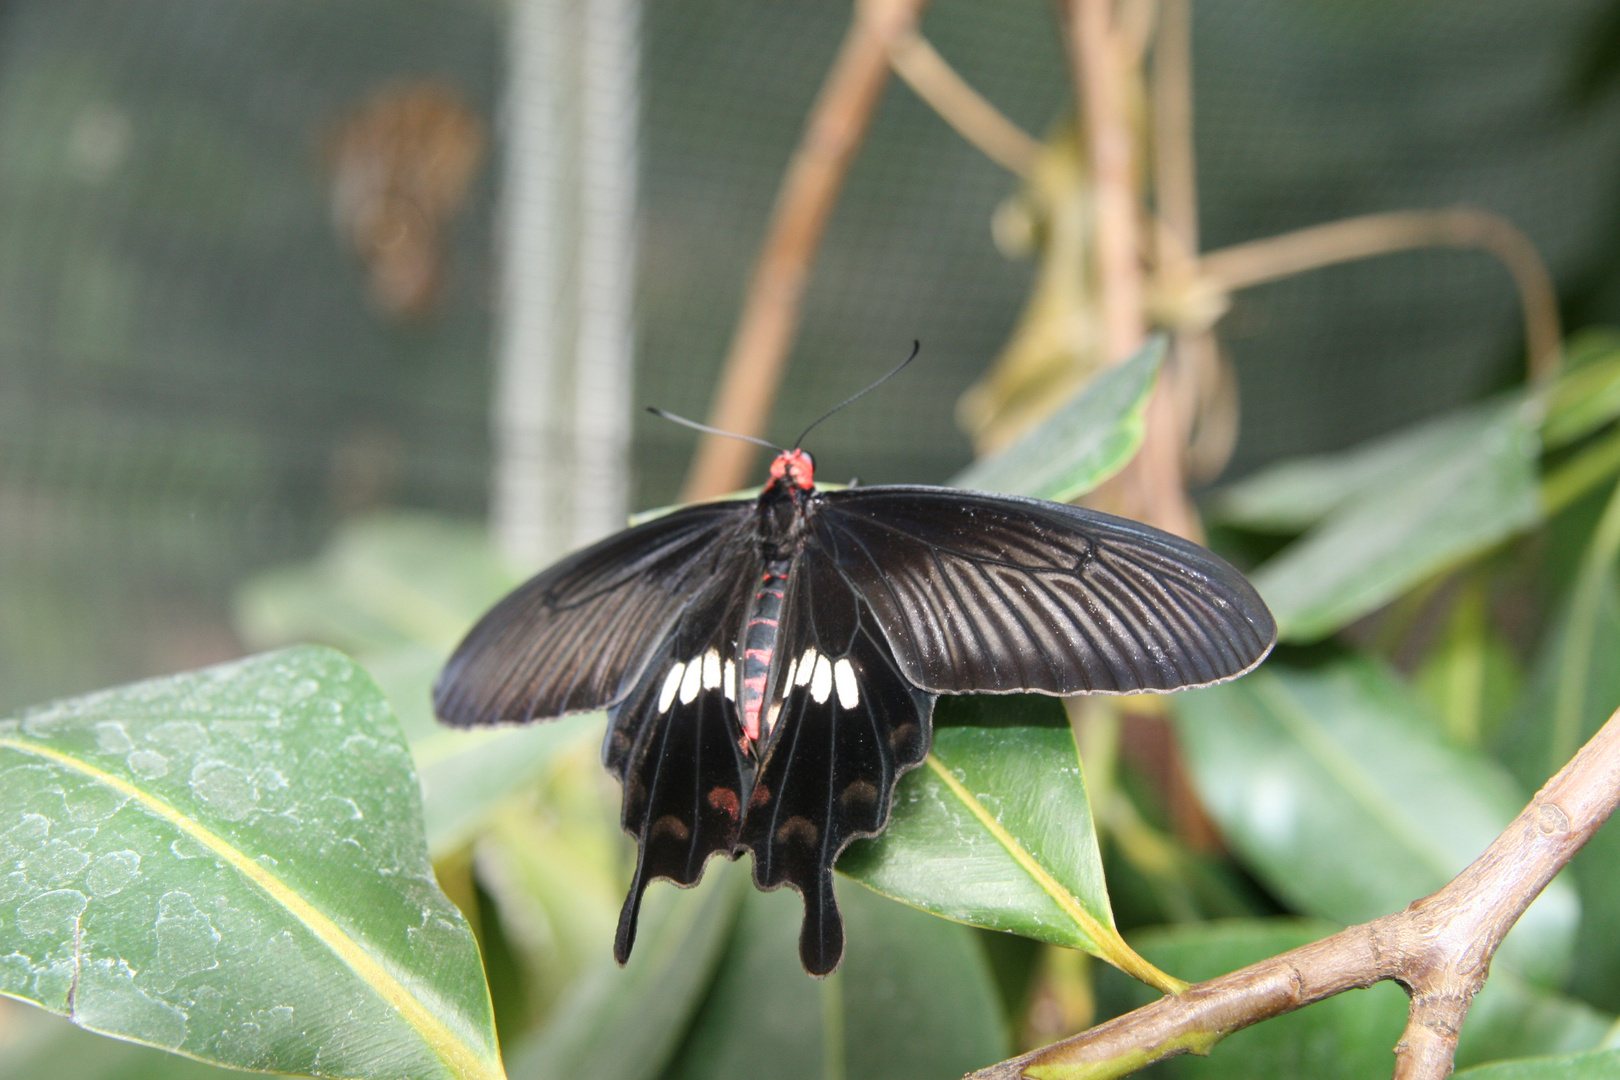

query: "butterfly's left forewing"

left=737, top=539, right=933, bottom=976
left=434, top=498, right=755, bottom=727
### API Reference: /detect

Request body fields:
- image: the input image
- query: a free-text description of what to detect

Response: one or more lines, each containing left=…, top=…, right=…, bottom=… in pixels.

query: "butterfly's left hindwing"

left=603, top=550, right=760, bottom=964
left=739, top=541, right=933, bottom=976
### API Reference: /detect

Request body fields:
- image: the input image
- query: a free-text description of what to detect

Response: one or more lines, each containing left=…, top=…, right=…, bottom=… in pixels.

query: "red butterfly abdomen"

left=739, top=560, right=790, bottom=745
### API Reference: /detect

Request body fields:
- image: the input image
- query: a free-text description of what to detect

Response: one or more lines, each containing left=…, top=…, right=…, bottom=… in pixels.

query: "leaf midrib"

left=923, top=753, right=1183, bottom=993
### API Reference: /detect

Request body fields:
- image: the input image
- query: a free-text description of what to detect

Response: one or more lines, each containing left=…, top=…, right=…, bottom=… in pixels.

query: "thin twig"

left=1198, top=208, right=1563, bottom=384
left=887, top=31, right=1041, bottom=177
left=971, top=703, right=1620, bottom=1080
left=1066, top=0, right=1198, bottom=539
left=681, top=0, right=932, bottom=501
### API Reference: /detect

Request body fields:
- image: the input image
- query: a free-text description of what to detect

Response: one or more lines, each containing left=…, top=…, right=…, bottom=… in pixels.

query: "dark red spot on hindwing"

left=708, top=787, right=740, bottom=818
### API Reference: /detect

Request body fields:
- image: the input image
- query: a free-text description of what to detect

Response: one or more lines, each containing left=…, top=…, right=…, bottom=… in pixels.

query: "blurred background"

left=5, top=0, right=1620, bottom=716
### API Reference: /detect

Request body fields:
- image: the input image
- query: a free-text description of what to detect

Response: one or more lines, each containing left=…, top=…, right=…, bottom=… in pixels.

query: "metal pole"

left=493, top=0, right=638, bottom=569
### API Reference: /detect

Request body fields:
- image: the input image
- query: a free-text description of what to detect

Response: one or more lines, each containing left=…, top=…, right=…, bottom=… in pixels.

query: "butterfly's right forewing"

left=433, top=499, right=756, bottom=727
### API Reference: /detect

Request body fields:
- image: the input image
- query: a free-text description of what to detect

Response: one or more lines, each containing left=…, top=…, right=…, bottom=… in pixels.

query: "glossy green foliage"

left=1543, top=331, right=1620, bottom=449
left=840, top=726, right=1112, bottom=953
left=663, top=885, right=1008, bottom=1080
left=1173, top=661, right=1578, bottom=985
left=1455, top=1050, right=1620, bottom=1080
left=508, top=862, right=745, bottom=1080
left=1212, top=395, right=1541, bottom=641
left=0, top=1004, right=259, bottom=1080
left=0, top=647, right=502, bottom=1080
left=951, top=337, right=1165, bottom=502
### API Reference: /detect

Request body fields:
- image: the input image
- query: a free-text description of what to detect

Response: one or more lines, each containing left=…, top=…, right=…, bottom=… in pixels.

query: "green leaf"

left=1414, top=574, right=1523, bottom=750
left=1495, top=492, right=1620, bottom=1012
left=1214, top=395, right=1541, bottom=641
left=1173, top=660, right=1578, bottom=985
left=1455, top=1050, right=1620, bottom=1080
left=1209, top=399, right=1524, bottom=532
left=1458, top=974, right=1614, bottom=1068
left=235, top=513, right=518, bottom=657
left=1098, top=919, right=1611, bottom=1080
left=1564, top=809, right=1620, bottom=1015
left=0, top=1002, right=262, bottom=1079
left=505, top=860, right=744, bottom=1080
left=1497, top=525, right=1620, bottom=794
left=367, top=643, right=605, bottom=860
left=414, top=716, right=601, bottom=862
left=950, top=337, right=1165, bottom=501
left=838, top=726, right=1178, bottom=992
left=470, top=746, right=627, bottom=1028
left=664, top=884, right=1008, bottom=1080
left=1544, top=333, right=1620, bottom=449
left=0, top=647, right=503, bottom=1080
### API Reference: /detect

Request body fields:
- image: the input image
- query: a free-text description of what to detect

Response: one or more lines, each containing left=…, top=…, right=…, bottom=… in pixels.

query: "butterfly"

left=433, top=430, right=1276, bottom=976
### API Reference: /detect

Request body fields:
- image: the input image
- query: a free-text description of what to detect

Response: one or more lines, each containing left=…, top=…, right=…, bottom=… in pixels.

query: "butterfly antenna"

left=793, top=340, right=922, bottom=449
left=647, top=407, right=784, bottom=452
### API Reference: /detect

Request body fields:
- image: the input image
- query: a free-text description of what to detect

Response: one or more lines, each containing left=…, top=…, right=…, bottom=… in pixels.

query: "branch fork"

left=972, top=706, right=1620, bottom=1080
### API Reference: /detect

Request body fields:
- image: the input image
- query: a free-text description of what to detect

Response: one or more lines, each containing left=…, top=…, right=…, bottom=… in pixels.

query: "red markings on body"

left=767, top=448, right=815, bottom=490
left=744, top=650, right=772, bottom=664
left=747, top=618, right=779, bottom=628
left=743, top=701, right=762, bottom=742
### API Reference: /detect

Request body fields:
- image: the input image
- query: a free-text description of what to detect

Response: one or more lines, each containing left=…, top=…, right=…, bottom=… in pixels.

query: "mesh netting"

left=3, top=0, right=1620, bottom=710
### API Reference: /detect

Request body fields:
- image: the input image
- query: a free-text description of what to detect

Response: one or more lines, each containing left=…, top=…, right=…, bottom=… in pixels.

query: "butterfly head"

left=768, top=448, right=816, bottom=492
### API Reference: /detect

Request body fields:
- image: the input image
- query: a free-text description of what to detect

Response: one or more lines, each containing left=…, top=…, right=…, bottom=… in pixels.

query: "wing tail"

left=740, top=563, right=934, bottom=976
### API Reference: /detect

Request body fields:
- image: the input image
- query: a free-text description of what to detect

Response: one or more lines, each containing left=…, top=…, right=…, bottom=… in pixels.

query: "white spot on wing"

left=659, top=663, right=685, bottom=712
left=795, top=649, right=816, bottom=686
left=723, top=659, right=737, bottom=701
left=834, top=659, right=859, bottom=709
left=782, top=658, right=798, bottom=692
left=680, top=658, right=703, bottom=704
left=702, top=649, right=722, bottom=689
left=810, top=655, right=833, bottom=705
left=764, top=700, right=782, bottom=738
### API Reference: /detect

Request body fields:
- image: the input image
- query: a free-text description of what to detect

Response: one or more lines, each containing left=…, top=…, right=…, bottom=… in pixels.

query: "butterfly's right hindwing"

left=433, top=499, right=756, bottom=727
left=738, top=540, right=934, bottom=976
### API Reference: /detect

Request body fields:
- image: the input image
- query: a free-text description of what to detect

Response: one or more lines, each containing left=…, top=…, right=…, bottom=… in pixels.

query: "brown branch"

left=887, top=31, right=1041, bottom=177
left=971, top=704, right=1620, bottom=1080
left=681, top=0, right=931, bottom=502
left=1198, top=208, right=1563, bottom=384
left=1064, top=0, right=1198, bottom=540
left=1066, top=0, right=1145, bottom=365
left=1147, top=0, right=1236, bottom=488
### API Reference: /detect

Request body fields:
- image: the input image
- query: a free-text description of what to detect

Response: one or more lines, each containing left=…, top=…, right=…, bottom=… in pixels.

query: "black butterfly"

left=433, top=443, right=1276, bottom=976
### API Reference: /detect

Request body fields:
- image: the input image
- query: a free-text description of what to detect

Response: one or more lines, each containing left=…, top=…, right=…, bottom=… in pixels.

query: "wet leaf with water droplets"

left=0, top=646, right=504, bottom=1080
